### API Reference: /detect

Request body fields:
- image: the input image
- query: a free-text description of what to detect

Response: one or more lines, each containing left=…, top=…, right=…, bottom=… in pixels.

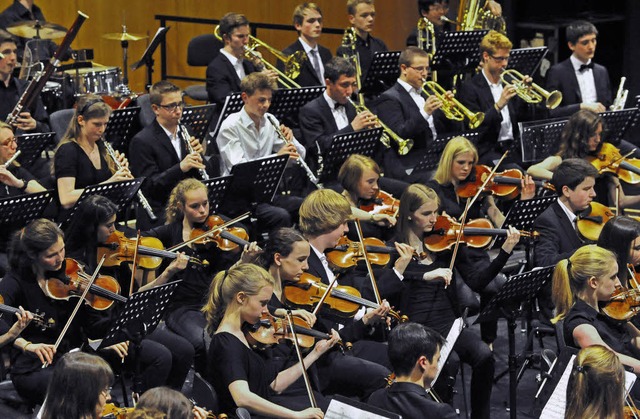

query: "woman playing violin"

left=394, top=184, right=520, bottom=419
left=64, top=194, right=195, bottom=393
left=53, top=95, right=132, bottom=219
left=597, top=216, right=640, bottom=286
left=202, top=263, right=339, bottom=418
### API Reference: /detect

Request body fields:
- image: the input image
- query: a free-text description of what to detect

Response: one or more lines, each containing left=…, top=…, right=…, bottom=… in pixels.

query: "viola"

left=601, top=286, right=640, bottom=321
left=359, top=190, right=400, bottom=218
left=283, top=272, right=408, bottom=322
left=587, top=142, right=640, bottom=184
left=189, top=215, right=250, bottom=252
left=45, top=258, right=127, bottom=310
left=245, top=312, right=338, bottom=349
left=423, top=215, right=538, bottom=252
left=0, top=296, right=55, bottom=331
left=98, top=230, right=205, bottom=270
left=576, top=202, right=615, bottom=242
left=456, top=165, right=554, bottom=200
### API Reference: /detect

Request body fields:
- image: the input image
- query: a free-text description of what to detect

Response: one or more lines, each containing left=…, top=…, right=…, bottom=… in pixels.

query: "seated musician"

left=0, top=1, right=58, bottom=61
left=202, top=263, right=338, bottom=418
left=205, top=12, right=277, bottom=109
left=133, top=387, right=209, bottom=419
left=216, top=72, right=307, bottom=231
left=375, top=46, right=456, bottom=182
left=597, top=216, right=640, bottom=288
left=53, top=95, right=132, bottom=220
left=552, top=245, right=640, bottom=374
left=335, top=0, right=388, bottom=82
left=368, top=322, right=457, bottom=419
left=129, top=80, right=218, bottom=230
left=63, top=195, right=195, bottom=392
left=393, top=184, right=520, bottom=418
left=528, top=109, right=640, bottom=209
left=406, top=0, right=449, bottom=46
left=0, top=31, right=49, bottom=134
left=278, top=2, right=332, bottom=88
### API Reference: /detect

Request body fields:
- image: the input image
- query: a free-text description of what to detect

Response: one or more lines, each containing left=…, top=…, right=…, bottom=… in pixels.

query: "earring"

left=408, top=216, right=412, bottom=220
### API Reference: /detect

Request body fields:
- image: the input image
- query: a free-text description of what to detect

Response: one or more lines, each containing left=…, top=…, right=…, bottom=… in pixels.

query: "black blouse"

left=54, top=141, right=112, bottom=188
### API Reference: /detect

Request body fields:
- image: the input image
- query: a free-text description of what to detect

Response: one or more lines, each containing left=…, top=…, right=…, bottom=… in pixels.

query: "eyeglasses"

left=1, top=137, right=17, bottom=147
left=409, top=66, right=429, bottom=73
left=101, top=387, right=112, bottom=398
left=157, top=102, right=185, bottom=111
left=489, top=54, right=510, bottom=63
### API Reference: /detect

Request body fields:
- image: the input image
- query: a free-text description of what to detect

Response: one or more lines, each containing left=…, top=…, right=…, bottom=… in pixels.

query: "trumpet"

left=178, top=124, right=209, bottom=180
left=422, top=80, right=485, bottom=129
left=102, top=139, right=157, bottom=222
left=417, top=17, right=436, bottom=57
left=214, top=26, right=304, bottom=89
left=500, top=69, right=563, bottom=109
left=266, top=115, right=321, bottom=188
left=347, top=98, right=414, bottom=156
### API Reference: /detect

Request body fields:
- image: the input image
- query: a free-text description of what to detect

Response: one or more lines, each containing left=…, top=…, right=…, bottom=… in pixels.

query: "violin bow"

left=285, top=310, right=318, bottom=409
left=615, top=184, right=620, bottom=216
left=128, top=231, right=142, bottom=297
left=311, top=273, right=341, bottom=317
left=43, top=255, right=106, bottom=368
left=167, top=212, right=251, bottom=252
left=353, top=219, right=383, bottom=305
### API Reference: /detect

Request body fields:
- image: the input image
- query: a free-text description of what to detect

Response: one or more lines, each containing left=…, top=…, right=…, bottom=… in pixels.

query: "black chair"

left=191, top=372, right=219, bottom=414
left=135, top=94, right=155, bottom=128
left=184, top=34, right=223, bottom=102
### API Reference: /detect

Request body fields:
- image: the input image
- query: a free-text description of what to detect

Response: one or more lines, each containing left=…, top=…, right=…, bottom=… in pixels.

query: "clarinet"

left=102, top=139, right=158, bottom=222
left=266, top=115, right=321, bottom=188
left=178, top=124, right=209, bottom=180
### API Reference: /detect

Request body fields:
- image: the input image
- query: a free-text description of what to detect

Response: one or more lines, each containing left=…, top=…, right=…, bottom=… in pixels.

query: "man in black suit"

left=368, top=323, right=457, bottom=419
left=129, top=81, right=217, bottom=229
left=278, top=3, right=332, bottom=87
left=546, top=21, right=612, bottom=119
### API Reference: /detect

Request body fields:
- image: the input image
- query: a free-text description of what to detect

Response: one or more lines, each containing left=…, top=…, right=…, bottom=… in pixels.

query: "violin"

left=423, top=215, right=538, bottom=252
left=628, top=264, right=640, bottom=290
left=456, top=165, right=555, bottom=200
left=328, top=236, right=426, bottom=264
left=101, top=403, right=134, bottom=419
left=45, top=258, right=127, bottom=310
left=587, top=142, right=640, bottom=184
left=98, top=230, right=205, bottom=270
left=575, top=202, right=616, bottom=242
left=245, top=312, right=338, bottom=350
left=601, top=286, right=640, bottom=321
left=189, top=215, right=250, bottom=252
left=359, top=190, right=400, bottom=218
left=0, top=296, right=55, bottom=331
left=283, top=272, right=407, bottom=322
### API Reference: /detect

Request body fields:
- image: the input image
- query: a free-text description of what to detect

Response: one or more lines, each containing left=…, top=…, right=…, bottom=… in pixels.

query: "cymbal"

left=102, top=32, right=148, bottom=42
left=6, top=20, right=67, bottom=40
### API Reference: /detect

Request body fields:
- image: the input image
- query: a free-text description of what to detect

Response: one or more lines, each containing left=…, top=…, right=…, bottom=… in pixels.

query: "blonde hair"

left=293, top=2, right=322, bottom=26
left=396, top=184, right=440, bottom=244
left=298, top=189, right=352, bottom=238
left=165, top=178, right=208, bottom=223
left=432, top=136, right=478, bottom=185
left=479, top=30, right=513, bottom=56
left=337, top=154, right=381, bottom=194
left=565, top=345, right=625, bottom=419
left=551, top=245, right=617, bottom=323
left=202, top=263, right=275, bottom=334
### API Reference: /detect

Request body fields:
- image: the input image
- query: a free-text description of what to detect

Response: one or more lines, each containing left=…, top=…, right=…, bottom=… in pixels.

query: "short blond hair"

left=299, top=189, right=351, bottom=238
left=479, top=30, right=512, bottom=56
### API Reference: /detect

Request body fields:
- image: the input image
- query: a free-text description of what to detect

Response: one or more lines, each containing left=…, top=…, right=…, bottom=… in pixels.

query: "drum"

left=41, top=81, right=63, bottom=113
left=64, top=66, right=122, bottom=96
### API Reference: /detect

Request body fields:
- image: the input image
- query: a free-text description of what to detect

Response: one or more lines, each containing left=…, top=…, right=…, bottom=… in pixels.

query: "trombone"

left=422, top=80, right=484, bottom=129
left=214, top=26, right=304, bottom=89
left=347, top=98, right=414, bottom=156
left=340, top=27, right=364, bottom=105
left=500, top=69, right=563, bottom=109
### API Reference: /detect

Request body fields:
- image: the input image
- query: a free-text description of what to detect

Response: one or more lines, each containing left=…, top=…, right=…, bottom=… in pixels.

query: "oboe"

left=266, top=115, right=320, bottom=188
left=101, top=139, right=157, bottom=222
left=178, top=124, right=209, bottom=180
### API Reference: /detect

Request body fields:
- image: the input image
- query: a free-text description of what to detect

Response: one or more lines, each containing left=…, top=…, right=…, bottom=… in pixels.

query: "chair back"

left=187, top=34, right=223, bottom=67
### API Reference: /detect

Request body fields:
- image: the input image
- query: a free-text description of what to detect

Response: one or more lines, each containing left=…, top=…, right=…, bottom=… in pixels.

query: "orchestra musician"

left=133, top=387, right=208, bottom=419
left=0, top=1, right=58, bottom=61
left=406, top=0, right=449, bottom=47
left=597, top=216, right=640, bottom=287
left=202, top=263, right=338, bottom=418
left=367, top=322, right=457, bottom=419
left=129, top=80, right=218, bottom=230
left=278, top=2, right=332, bottom=88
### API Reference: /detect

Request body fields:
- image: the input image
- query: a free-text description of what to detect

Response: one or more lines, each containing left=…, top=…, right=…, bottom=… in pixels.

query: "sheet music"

left=431, top=317, right=464, bottom=386
left=540, top=354, right=636, bottom=418
left=325, top=399, right=395, bottom=419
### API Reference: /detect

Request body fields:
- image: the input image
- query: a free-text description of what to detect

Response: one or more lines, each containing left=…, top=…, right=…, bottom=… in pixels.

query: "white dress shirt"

left=570, top=54, right=597, bottom=104
left=220, top=48, right=246, bottom=81
left=159, top=123, right=182, bottom=160
left=396, top=78, right=437, bottom=139
left=323, top=92, right=349, bottom=130
left=557, top=198, right=578, bottom=231
left=482, top=69, right=514, bottom=142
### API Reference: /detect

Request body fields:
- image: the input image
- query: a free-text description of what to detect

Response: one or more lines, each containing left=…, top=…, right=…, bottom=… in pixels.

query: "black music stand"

left=209, top=93, right=243, bottom=146
left=360, top=51, right=401, bottom=95
left=131, top=27, right=171, bottom=90
left=475, top=266, right=554, bottom=419
left=506, top=47, right=548, bottom=76
left=97, top=280, right=181, bottom=395
left=519, top=117, right=568, bottom=163
left=492, top=195, right=556, bottom=251
left=430, top=30, right=488, bottom=73
left=531, top=347, right=579, bottom=418
left=219, top=155, right=289, bottom=218
left=319, top=127, right=383, bottom=183
left=61, top=179, right=144, bottom=229
left=413, top=131, right=480, bottom=174
left=181, top=104, right=217, bottom=143
left=0, top=191, right=52, bottom=226
left=202, top=175, right=233, bottom=214
left=105, top=106, right=142, bottom=153
left=16, top=132, right=56, bottom=169
left=600, top=107, right=640, bottom=145
left=270, top=86, right=325, bottom=126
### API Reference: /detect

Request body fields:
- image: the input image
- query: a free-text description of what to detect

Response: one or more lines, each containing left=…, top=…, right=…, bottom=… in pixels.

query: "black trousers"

left=165, top=307, right=208, bottom=374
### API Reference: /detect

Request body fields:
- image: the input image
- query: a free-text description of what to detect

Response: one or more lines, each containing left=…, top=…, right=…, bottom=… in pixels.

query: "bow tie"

left=578, top=62, right=594, bottom=72
left=333, top=102, right=345, bottom=110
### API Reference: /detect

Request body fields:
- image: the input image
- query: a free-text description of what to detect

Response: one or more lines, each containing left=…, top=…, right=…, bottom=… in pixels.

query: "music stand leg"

left=507, top=315, right=518, bottom=419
